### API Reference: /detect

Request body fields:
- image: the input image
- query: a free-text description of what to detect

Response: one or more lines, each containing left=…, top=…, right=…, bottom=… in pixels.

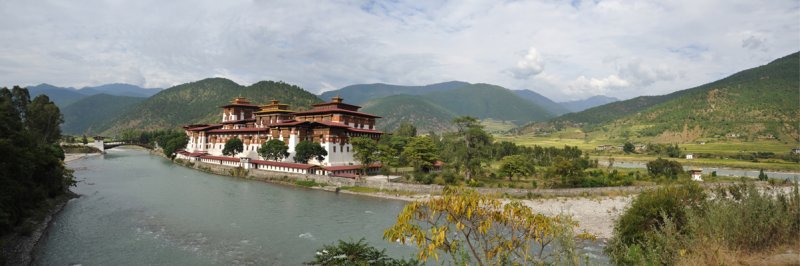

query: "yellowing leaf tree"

left=383, top=187, right=594, bottom=265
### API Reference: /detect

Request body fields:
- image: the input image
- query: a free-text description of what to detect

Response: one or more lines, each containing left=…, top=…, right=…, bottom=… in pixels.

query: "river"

left=35, top=148, right=608, bottom=265
left=599, top=161, right=800, bottom=180
left=34, top=148, right=414, bottom=265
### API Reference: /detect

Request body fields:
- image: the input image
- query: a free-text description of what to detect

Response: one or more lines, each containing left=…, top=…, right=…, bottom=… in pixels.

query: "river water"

left=599, top=161, right=800, bottom=180
left=34, top=148, right=414, bottom=265
left=35, top=148, right=608, bottom=265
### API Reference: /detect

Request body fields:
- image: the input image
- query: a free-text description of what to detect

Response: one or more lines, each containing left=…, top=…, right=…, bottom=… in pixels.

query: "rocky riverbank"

left=0, top=193, right=75, bottom=266
left=0, top=153, right=96, bottom=265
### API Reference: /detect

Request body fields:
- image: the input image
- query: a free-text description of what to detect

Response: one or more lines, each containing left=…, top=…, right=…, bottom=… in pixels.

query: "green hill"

left=424, top=83, right=554, bottom=124
left=552, top=51, right=800, bottom=143
left=361, top=95, right=457, bottom=133
left=61, top=94, right=146, bottom=135
left=320, top=81, right=470, bottom=105
left=27, top=84, right=88, bottom=108
left=512, top=89, right=571, bottom=115
left=99, top=78, right=322, bottom=135
left=559, top=95, right=619, bottom=112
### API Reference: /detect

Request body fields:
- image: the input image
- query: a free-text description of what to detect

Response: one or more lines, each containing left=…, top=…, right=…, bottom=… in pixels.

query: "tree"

left=623, top=142, right=635, bottom=154
left=258, top=139, right=289, bottom=161
left=163, top=134, right=188, bottom=160
left=351, top=137, right=380, bottom=175
left=666, top=144, right=682, bottom=158
left=395, top=122, right=417, bottom=138
left=222, top=137, right=244, bottom=156
left=294, top=141, right=327, bottom=164
left=82, top=135, right=88, bottom=145
left=0, top=86, right=74, bottom=235
left=758, top=169, right=768, bottom=181
left=384, top=187, right=591, bottom=265
left=401, top=136, right=439, bottom=172
left=305, top=238, right=421, bottom=266
left=450, top=116, right=492, bottom=180
left=498, top=155, right=534, bottom=181
left=646, top=158, right=684, bottom=179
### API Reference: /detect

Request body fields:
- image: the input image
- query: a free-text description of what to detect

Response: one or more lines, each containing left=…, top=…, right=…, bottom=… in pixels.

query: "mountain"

left=423, top=83, right=555, bottom=124
left=98, top=78, right=322, bottom=135
left=27, top=83, right=161, bottom=108
left=559, top=95, right=619, bottom=112
left=553, top=51, right=800, bottom=142
left=513, top=89, right=571, bottom=115
left=80, top=83, right=161, bottom=97
left=361, top=95, right=457, bottom=133
left=61, top=94, right=146, bottom=135
left=320, top=81, right=470, bottom=105
left=27, top=84, right=87, bottom=108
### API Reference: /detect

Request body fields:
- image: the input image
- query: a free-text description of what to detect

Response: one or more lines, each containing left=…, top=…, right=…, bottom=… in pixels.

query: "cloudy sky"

left=0, top=0, right=797, bottom=101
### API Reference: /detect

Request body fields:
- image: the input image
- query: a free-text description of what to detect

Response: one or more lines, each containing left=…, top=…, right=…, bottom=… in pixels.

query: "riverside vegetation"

left=0, top=87, right=76, bottom=263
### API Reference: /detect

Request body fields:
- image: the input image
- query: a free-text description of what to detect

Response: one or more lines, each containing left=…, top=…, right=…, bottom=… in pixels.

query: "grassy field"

left=498, top=133, right=799, bottom=171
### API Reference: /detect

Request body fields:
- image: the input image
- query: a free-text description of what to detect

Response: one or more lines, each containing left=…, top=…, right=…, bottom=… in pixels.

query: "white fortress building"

left=181, top=96, right=383, bottom=167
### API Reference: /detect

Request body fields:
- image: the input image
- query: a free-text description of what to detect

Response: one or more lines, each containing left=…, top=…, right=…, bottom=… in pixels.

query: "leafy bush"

left=305, top=238, right=421, bottom=266
left=646, top=158, right=684, bottom=179
left=606, top=182, right=705, bottom=264
left=607, top=181, right=800, bottom=265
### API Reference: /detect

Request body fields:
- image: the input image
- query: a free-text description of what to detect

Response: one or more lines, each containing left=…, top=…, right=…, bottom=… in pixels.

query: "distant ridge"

left=320, top=81, right=470, bottom=105
left=559, top=95, right=619, bottom=113
left=512, top=89, right=571, bottom=115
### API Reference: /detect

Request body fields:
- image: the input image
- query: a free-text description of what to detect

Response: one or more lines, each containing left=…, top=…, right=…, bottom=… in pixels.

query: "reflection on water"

left=35, top=148, right=608, bottom=265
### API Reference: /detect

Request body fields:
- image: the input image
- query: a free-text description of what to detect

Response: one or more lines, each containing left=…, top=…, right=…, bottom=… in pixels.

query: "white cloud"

left=0, top=0, right=796, bottom=102
left=567, top=74, right=631, bottom=96
left=509, top=47, right=545, bottom=79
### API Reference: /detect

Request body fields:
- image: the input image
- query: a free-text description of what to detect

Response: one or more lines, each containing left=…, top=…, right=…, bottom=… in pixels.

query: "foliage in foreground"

left=384, top=187, right=594, bottom=265
left=607, top=181, right=800, bottom=265
left=305, top=238, right=421, bottom=266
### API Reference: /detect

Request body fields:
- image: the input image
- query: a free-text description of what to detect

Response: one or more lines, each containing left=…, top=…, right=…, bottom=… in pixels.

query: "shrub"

left=412, top=173, right=434, bottom=185
left=606, top=182, right=705, bottom=264
left=305, top=238, right=421, bottom=265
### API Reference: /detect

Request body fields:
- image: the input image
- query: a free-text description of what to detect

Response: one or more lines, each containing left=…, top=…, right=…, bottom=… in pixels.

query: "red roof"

left=323, top=164, right=382, bottom=171
left=313, top=120, right=351, bottom=128
left=199, top=155, right=241, bottom=162
left=293, top=108, right=382, bottom=118
left=332, top=173, right=359, bottom=178
left=208, top=127, right=270, bottom=133
left=221, top=118, right=255, bottom=124
left=348, top=128, right=383, bottom=134
left=186, top=124, right=223, bottom=131
left=251, top=160, right=320, bottom=169
left=219, top=103, right=259, bottom=108
left=269, top=120, right=307, bottom=127
left=434, top=161, right=445, bottom=167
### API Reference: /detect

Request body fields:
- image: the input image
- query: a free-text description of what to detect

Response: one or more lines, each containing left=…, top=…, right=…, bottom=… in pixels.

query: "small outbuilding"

left=689, top=169, right=703, bottom=181
left=685, top=154, right=694, bottom=160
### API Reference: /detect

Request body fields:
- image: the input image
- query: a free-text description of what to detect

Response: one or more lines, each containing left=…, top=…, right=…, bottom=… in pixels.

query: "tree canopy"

left=258, top=139, right=289, bottom=161
left=0, top=86, right=74, bottom=235
left=294, top=141, right=327, bottom=164
left=222, top=138, right=244, bottom=156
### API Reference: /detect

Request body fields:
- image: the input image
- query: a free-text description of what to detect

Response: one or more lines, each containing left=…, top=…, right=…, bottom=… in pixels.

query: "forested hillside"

left=549, top=51, right=800, bottom=142
left=512, top=89, right=571, bottom=115
left=320, top=81, right=469, bottom=104
left=361, top=95, right=457, bottom=133
left=61, top=94, right=145, bottom=135
left=423, top=83, right=554, bottom=124
left=99, top=78, right=322, bottom=135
